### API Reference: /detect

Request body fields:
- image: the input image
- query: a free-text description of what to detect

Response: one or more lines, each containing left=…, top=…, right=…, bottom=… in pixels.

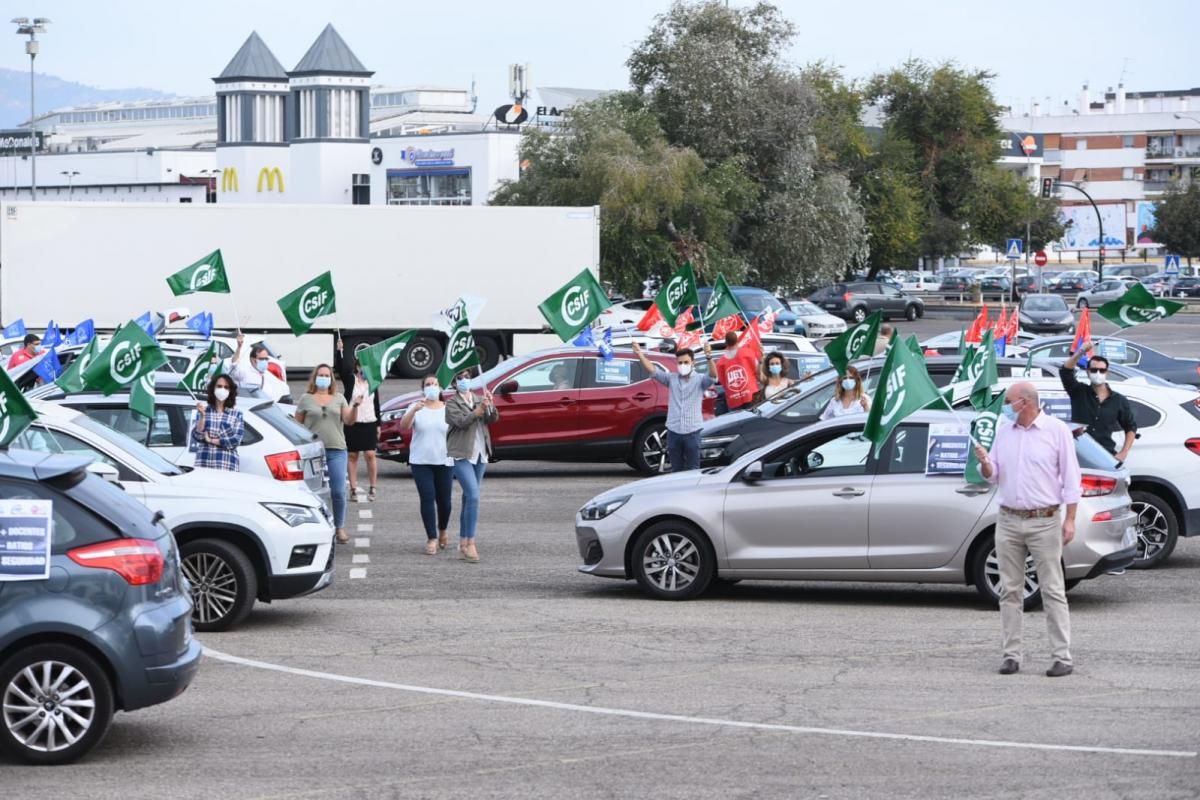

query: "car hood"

left=161, top=466, right=322, bottom=507
left=1021, top=309, right=1071, bottom=320
left=699, top=408, right=758, bottom=436
left=586, top=469, right=710, bottom=507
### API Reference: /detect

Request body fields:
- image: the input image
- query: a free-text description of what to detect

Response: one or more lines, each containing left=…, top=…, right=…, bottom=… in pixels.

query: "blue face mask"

left=255, top=359, right=269, bottom=373
left=315, top=375, right=332, bottom=390
left=423, top=385, right=440, bottom=401
left=768, top=363, right=783, bottom=376
left=1001, top=402, right=1018, bottom=421
left=841, top=378, right=856, bottom=391
left=456, top=379, right=471, bottom=393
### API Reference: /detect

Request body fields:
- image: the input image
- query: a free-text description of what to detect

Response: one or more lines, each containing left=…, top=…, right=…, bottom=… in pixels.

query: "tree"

left=1150, top=180, right=1200, bottom=262
left=966, top=168, right=1064, bottom=251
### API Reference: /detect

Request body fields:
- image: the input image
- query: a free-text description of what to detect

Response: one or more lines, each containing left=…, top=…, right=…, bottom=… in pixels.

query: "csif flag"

left=0, top=367, right=37, bottom=447
left=277, top=271, right=336, bottom=335
left=702, top=274, right=744, bottom=325
left=436, top=312, right=481, bottom=389
left=537, top=268, right=612, bottom=341
left=167, top=249, right=231, bottom=296
left=965, top=390, right=1006, bottom=485
left=824, top=310, right=881, bottom=377
left=55, top=336, right=99, bottom=394
left=130, top=372, right=156, bottom=421
left=356, top=331, right=417, bottom=395
left=654, top=262, right=700, bottom=325
left=863, top=331, right=942, bottom=457
left=82, top=322, right=168, bottom=396
left=1097, top=282, right=1184, bottom=329
left=970, top=329, right=999, bottom=410
left=177, top=342, right=224, bottom=393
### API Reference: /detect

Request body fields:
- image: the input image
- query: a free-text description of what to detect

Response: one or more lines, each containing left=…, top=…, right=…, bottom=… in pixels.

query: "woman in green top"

left=295, top=363, right=360, bottom=544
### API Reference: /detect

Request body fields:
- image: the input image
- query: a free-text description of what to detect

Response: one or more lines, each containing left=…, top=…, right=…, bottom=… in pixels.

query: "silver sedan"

left=1076, top=279, right=1134, bottom=309
left=576, top=411, right=1137, bottom=606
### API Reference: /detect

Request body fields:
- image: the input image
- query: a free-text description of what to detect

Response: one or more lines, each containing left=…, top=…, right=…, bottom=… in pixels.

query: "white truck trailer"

left=0, top=202, right=599, bottom=375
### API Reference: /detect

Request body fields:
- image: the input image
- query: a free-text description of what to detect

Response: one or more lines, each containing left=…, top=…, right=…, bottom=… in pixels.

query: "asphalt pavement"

left=4, top=314, right=1199, bottom=798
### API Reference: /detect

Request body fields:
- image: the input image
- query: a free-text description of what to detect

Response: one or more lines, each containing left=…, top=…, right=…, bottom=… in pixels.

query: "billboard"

left=1134, top=202, right=1159, bottom=246
left=1057, top=204, right=1127, bottom=251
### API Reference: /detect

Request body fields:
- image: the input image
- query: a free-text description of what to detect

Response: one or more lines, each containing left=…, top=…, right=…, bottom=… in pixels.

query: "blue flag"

left=186, top=311, right=214, bottom=339
left=135, top=311, right=157, bottom=340
left=33, top=348, right=63, bottom=383
left=66, top=318, right=95, bottom=346
left=572, top=326, right=595, bottom=347
left=42, top=321, right=62, bottom=349
left=599, top=327, right=614, bottom=361
left=994, top=335, right=1006, bottom=359
left=3, top=319, right=26, bottom=339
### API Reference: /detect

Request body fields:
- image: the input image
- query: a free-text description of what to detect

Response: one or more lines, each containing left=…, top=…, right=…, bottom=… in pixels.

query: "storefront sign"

left=925, top=423, right=970, bottom=475
left=401, top=146, right=455, bottom=167
left=0, top=129, right=44, bottom=156
left=999, top=132, right=1043, bottom=159
left=0, top=498, right=52, bottom=582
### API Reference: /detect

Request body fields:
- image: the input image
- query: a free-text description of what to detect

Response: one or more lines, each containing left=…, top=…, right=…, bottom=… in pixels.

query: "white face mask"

left=1088, top=371, right=1107, bottom=386
left=214, top=387, right=230, bottom=403
left=677, top=363, right=693, bottom=377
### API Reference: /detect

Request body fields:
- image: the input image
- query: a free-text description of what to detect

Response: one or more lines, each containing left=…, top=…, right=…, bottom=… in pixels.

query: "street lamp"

left=60, top=169, right=78, bottom=199
left=1173, top=113, right=1200, bottom=127
left=12, top=16, right=49, bottom=202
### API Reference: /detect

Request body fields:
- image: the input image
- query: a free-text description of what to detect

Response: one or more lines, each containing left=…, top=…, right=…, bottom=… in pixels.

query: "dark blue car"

left=696, top=286, right=804, bottom=334
left=0, top=450, right=200, bottom=765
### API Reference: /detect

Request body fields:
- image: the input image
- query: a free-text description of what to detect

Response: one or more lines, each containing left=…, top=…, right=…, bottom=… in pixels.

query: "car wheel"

left=971, top=535, right=1042, bottom=609
left=399, top=337, right=442, bottom=379
left=851, top=306, right=868, bottom=324
left=0, top=643, right=114, bottom=765
left=180, top=538, right=257, bottom=632
left=631, top=520, right=715, bottom=600
left=630, top=422, right=670, bottom=475
left=1128, top=490, right=1179, bottom=569
left=904, top=304, right=919, bottom=322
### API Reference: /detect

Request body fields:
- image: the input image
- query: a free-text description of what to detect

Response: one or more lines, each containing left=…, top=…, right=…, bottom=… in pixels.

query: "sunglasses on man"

left=1087, top=367, right=1108, bottom=374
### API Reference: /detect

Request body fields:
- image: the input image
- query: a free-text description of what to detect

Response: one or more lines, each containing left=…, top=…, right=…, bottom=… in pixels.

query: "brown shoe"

left=462, top=542, right=480, bottom=563
left=438, top=531, right=448, bottom=550
left=335, top=528, right=350, bottom=545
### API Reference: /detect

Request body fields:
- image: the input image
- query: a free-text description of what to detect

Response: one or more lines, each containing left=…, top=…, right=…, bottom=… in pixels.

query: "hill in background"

left=0, top=67, right=172, bottom=128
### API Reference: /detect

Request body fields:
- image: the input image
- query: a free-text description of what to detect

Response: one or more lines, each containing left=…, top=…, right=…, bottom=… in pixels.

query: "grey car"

left=0, top=450, right=200, bottom=764
left=1076, top=279, right=1131, bottom=309
left=577, top=411, right=1136, bottom=605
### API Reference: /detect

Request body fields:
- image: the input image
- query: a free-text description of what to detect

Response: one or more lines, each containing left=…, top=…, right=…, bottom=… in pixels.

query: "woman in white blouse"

left=400, top=374, right=454, bottom=555
left=820, top=365, right=872, bottom=420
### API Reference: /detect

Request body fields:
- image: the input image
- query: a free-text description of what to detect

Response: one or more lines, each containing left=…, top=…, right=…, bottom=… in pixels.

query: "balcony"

left=1145, top=146, right=1200, bottom=163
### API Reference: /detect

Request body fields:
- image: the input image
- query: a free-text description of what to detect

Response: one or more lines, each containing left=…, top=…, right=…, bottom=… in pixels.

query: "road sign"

left=1165, top=254, right=1181, bottom=275
left=1034, top=251, right=1048, bottom=267
left=1005, top=239, right=1023, bottom=260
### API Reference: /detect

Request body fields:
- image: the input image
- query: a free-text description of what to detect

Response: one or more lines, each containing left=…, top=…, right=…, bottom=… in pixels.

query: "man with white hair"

left=974, top=381, right=1081, bottom=678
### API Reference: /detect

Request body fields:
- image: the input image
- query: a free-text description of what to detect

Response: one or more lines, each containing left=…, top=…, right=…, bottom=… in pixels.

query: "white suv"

left=18, top=401, right=336, bottom=631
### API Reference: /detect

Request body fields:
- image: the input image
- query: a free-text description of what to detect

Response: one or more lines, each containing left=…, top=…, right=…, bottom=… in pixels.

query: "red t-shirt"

left=715, top=350, right=760, bottom=409
left=6, top=349, right=34, bottom=369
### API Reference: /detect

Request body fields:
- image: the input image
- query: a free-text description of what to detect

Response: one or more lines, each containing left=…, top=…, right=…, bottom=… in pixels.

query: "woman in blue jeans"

left=400, top=374, right=454, bottom=555
left=294, top=364, right=360, bottom=544
left=444, top=368, right=499, bottom=563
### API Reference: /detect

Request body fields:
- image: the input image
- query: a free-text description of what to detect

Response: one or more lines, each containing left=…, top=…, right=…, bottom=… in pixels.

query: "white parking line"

left=355, top=538, right=370, bottom=548
left=348, top=568, right=367, bottom=579
left=359, top=509, right=373, bottom=520
left=200, top=647, right=1196, bottom=759
left=352, top=554, right=370, bottom=564
left=357, top=523, right=374, bottom=533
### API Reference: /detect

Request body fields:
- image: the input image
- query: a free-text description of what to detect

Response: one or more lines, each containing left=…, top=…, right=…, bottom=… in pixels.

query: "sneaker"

left=424, top=540, right=438, bottom=556
left=348, top=490, right=359, bottom=503
left=368, top=486, right=377, bottom=502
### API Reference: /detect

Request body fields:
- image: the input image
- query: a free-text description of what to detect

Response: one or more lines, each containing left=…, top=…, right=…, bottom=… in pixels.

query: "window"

left=880, top=285, right=903, bottom=298
left=777, top=370, right=881, bottom=422
left=1123, top=167, right=1134, bottom=180
left=760, top=428, right=873, bottom=480
left=15, top=425, right=140, bottom=482
left=854, top=284, right=882, bottom=295
left=879, top=425, right=930, bottom=475
left=77, top=407, right=150, bottom=446
left=387, top=168, right=472, bottom=206
left=1075, top=139, right=1087, bottom=150
left=1123, top=135, right=1135, bottom=148
left=1128, top=400, right=1162, bottom=429
left=739, top=294, right=767, bottom=313
left=508, top=359, right=580, bottom=392
left=0, top=477, right=118, bottom=553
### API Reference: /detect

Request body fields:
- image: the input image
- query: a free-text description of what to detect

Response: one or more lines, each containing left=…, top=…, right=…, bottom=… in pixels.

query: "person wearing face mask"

left=974, top=382, right=1081, bottom=678
left=401, top=375, right=454, bottom=555
left=758, top=351, right=808, bottom=401
left=6, top=334, right=41, bottom=369
left=295, top=364, right=360, bottom=544
left=445, top=368, right=500, bottom=563
left=819, top=365, right=871, bottom=420
left=335, top=340, right=382, bottom=502
left=191, top=374, right=244, bottom=472
left=632, top=341, right=715, bottom=472
left=229, top=333, right=278, bottom=394
left=1060, top=344, right=1136, bottom=462
left=707, top=330, right=760, bottom=414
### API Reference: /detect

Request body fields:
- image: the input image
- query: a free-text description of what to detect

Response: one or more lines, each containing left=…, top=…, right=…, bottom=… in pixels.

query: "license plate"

left=1121, top=526, right=1136, bottom=549
left=824, top=304, right=838, bottom=310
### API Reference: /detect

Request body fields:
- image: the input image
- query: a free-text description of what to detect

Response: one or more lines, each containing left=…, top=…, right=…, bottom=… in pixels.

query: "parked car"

left=1173, top=276, right=1200, bottom=298
left=1108, top=263, right=1160, bottom=280
left=595, top=298, right=656, bottom=330
left=938, top=275, right=974, bottom=299
left=17, top=402, right=335, bottom=631
left=1022, top=336, right=1200, bottom=388
left=808, top=282, right=924, bottom=324
left=0, top=450, right=200, bottom=764
left=898, top=271, right=938, bottom=292
left=1076, top=279, right=1133, bottom=308
left=1050, top=271, right=1098, bottom=293
left=576, top=411, right=1136, bottom=604
left=1140, top=273, right=1178, bottom=297
left=782, top=300, right=847, bottom=338
left=977, top=276, right=1014, bottom=300
left=695, top=286, right=804, bottom=334
left=379, top=347, right=715, bottom=474
left=1018, top=294, right=1075, bottom=334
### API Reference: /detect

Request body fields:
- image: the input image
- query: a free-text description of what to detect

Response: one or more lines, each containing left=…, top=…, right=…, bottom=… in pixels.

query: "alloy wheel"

left=3, top=661, right=96, bottom=753
left=984, top=549, right=1039, bottom=600
left=642, top=533, right=701, bottom=592
left=182, top=551, right=239, bottom=625
left=641, top=429, right=670, bottom=473
left=1131, top=500, right=1170, bottom=563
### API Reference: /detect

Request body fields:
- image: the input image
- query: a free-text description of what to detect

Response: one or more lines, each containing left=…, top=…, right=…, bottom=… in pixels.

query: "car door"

left=721, top=425, right=874, bottom=570
left=877, top=284, right=904, bottom=315
left=866, top=423, right=995, bottom=569
left=490, top=356, right=582, bottom=453
left=573, top=356, right=658, bottom=455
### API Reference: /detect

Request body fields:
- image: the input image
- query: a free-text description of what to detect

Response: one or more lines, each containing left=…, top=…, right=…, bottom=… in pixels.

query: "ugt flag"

left=436, top=312, right=482, bottom=389
left=538, top=268, right=612, bottom=341
left=0, top=367, right=37, bottom=447
left=357, top=331, right=416, bottom=395
left=965, top=389, right=1005, bottom=485
left=277, top=271, right=336, bottom=336
left=1097, top=282, right=1184, bottom=329
left=82, top=322, right=168, bottom=396
left=167, top=249, right=231, bottom=296
left=55, top=336, right=99, bottom=394
left=177, top=342, right=224, bottom=393
left=653, top=262, right=700, bottom=326
left=702, top=274, right=743, bottom=324
left=824, top=310, right=881, bottom=377
left=863, top=331, right=942, bottom=457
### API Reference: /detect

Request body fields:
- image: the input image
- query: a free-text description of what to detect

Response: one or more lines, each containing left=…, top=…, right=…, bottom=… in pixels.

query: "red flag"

left=757, top=308, right=776, bottom=334
left=1005, top=306, right=1019, bottom=342
left=965, top=303, right=990, bottom=343
left=636, top=303, right=663, bottom=332
left=712, top=313, right=745, bottom=340
left=673, top=307, right=695, bottom=334
left=737, top=314, right=764, bottom=364
left=995, top=306, right=1009, bottom=337
left=1072, top=306, right=1092, bottom=357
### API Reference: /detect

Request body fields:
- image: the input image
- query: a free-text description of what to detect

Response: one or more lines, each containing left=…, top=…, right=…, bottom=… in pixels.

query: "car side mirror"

left=742, top=461, right=764, bottom=483
left=497, top=380, right=518, bottom=395
left=86, top=461, right=120, bottom=484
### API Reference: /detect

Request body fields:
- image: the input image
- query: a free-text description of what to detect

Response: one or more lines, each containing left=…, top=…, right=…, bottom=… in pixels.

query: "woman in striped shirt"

left=192, top=374, right=245, bottom=472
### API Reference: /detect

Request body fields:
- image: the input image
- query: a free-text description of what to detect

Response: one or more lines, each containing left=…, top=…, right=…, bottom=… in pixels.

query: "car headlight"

left=579, top=495, right=630, bottom=521
left=262, top=503, right=324, bottom=527
left=381, top=408, right=406, bottom=422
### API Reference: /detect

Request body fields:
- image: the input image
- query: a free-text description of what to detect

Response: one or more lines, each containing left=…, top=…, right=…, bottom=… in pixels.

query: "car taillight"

left=1091, top=511, right=1113, bottom=522
left=1186, top=438, right=1200, bottom=456
left=1080, top=475, right=1118, bottom=496
left=68, top=538, right=164, bottom=585
left=843, top=293, right=852, bottom=302
left=265, top=450, right=305, bottom=481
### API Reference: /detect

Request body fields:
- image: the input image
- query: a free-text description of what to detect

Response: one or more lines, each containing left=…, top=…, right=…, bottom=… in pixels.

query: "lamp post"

left=1055, top=180, right=1105, bottom=281
left=12, top=16, right=49, bottom=202
left=60, top=169, right=78, bottom=199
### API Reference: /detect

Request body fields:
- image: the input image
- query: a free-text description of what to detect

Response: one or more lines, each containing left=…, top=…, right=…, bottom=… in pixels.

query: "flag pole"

left=228, top=294, right=243, bottom=334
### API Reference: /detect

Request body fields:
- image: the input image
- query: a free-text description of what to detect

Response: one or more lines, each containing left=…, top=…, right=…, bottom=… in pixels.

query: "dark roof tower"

left=290, top=24, right=373, bottom=77
left=215, top=31, right=288, bottom=83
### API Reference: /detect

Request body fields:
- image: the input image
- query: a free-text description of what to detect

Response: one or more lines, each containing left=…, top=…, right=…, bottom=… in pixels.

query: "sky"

left=2, top=0, right=1197, bottom=115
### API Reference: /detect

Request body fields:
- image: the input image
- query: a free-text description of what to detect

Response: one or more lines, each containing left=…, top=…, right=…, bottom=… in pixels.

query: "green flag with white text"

left=357, top=331, right=417, bottom=394
left=970, top=329, right=998, bottom=410
left=54, top=336, right=99, bottom=394
left=166, top=249, right=231, bottom=296
left=81, top=323, right=168, bottom=396
left=130, top=372, right=156, bottom=420
left=965, top=389, right=1005, bottom=485
left=177, top=342, right=223, bottom=393
left=1096, top=282, right=1184, bottom=329
left=654, top=262, right=700, bottom=324
left=436, top=313, right=481, bottom=389
left=702, top=273, right=743, bottom=325
left=863, top=331, right=942, bottom=456
left=824, top=310, right=881, bottom=377
left=537, top=269, right=612, bottom=341
left=277, top=271, right=337, bottom=335
left=0, top=367, right=37, bottom=447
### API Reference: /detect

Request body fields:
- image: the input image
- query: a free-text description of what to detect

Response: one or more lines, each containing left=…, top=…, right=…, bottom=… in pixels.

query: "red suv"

left=377, top=348, right=715, bottom=474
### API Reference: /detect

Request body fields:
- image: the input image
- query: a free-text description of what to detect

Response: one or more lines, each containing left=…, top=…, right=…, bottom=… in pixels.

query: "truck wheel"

left=180, top=538, right=257, bottom=632
left=474, top=336, right=502, bottom=372
left=400, top=337, right=442, bottom=379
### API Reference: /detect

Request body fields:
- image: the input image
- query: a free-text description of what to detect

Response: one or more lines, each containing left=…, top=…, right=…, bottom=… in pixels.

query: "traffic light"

left=1040, top=177, right=1054, bottom=198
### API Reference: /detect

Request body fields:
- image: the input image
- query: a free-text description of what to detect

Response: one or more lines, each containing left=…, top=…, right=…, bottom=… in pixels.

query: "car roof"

left=29, top=376, right=275, bottom=410
left=0, top=448, right=92, bottom=481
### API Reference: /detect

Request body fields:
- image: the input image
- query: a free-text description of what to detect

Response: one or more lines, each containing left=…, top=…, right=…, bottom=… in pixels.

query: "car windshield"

left=73, top=414, right=184, bottom=475
left=792, top=301, right=823, bottom=315
left=1022, top=296, right=1067, bottom=312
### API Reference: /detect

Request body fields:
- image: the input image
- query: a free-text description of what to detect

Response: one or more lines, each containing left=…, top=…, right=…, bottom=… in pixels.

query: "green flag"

left=863, top=331, right=943, bottom=456
left=537, top=268, right=613, bottom=341
left=824, top=310, right=881, bottom=376
left=1096, top=282, right=1184, bottom=329
left=176, top=342, right=222, bottom=393
left=357, top=331, right=417, bottom=394
left=166, top=249, right=231, bottom=296
left=654, top=262, right=700, bottom=324
left=702, top=273, right=744, bottom=325
left=55, top=336, right=100, bottom=394
left=277, top=271, right=336, bottom=335
left=1022, top=348, right=1034, bottom=377
left=81, top=322, right=168, bottom=396
left=969, top=329, right=999, bottom=410
left=436, top=313, right=482, bottom=389
left=130, top=372, right=156, bottom=421
left=965, top=390, right=1006, bottom=485
left=0, top=367, right=37, bottom=447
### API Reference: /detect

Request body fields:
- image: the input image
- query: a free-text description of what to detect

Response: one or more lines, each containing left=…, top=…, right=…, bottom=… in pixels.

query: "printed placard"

left=0, top=498, right=52, bottom=581
left=1041, top=390, right=1073, bottom=423
left=925, top=422, right=970, bottom=475
left=596, top=360, right=632, bottom=385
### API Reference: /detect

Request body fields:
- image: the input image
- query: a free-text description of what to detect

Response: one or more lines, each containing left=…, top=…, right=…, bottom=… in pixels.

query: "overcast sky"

left=3, top=0, right=1196, bottom=114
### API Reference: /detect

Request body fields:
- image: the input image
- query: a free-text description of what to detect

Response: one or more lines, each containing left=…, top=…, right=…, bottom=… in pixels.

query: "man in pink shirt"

left=975, top=382, right=1081, bottom=678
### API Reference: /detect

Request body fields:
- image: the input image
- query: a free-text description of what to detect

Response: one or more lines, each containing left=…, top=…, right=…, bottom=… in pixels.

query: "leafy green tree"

left=966, top=168, right=1064, bottom=251
left=1150, top=180, right=1200, bottom=262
